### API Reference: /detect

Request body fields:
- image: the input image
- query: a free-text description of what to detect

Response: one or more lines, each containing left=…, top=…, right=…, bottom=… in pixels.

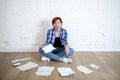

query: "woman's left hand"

left=65, top=45, right=70, bottom=55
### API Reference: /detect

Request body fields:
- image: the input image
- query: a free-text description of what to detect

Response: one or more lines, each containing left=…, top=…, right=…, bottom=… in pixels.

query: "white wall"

left=0, top=0, right=120, bottom=52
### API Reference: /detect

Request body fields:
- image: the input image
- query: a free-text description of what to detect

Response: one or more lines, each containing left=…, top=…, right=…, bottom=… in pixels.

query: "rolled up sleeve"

left=46, top=30, right=51, bottom=44
left=61, top=29, right=68, bottom=46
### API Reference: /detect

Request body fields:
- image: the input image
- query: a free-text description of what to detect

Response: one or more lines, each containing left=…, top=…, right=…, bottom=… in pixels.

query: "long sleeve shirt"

left=46, top=28, right=68, bottom=46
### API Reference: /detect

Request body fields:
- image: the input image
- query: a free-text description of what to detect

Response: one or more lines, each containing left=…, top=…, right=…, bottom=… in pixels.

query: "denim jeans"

left=39, top=47, right=74, bottom=61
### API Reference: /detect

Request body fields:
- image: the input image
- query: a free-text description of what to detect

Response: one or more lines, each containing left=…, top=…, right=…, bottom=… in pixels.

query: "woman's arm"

left=62, top=29, right=68, bottom=45
left=46, top=29, right=52, bottom=44
left=62, top=29, right=70, bottom=55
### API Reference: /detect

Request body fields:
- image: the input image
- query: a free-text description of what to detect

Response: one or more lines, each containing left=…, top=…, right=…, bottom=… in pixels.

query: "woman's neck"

left=55, top=28, right=60, bottom=32
left=55, top=28, right=60, bottom=37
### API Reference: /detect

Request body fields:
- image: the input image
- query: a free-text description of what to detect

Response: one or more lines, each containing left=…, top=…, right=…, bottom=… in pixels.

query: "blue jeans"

left=39, top=47, right=74, bottom=61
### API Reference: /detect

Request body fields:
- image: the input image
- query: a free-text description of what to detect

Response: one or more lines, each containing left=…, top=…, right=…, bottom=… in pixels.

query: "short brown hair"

left=52, top=17, right=63, bottom=24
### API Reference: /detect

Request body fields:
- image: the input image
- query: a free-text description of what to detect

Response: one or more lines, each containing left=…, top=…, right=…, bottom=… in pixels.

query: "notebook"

left=17, top=62, right=38, bottom=71
left=77, top=66, right=93, bottom=74
left=35, top=66, right=55, bottom=76
left=57, top=67, right=75, bottom=76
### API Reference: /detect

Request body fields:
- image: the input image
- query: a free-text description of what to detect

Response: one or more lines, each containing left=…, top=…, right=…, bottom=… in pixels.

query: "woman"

left=39, top=17, right=74, bottom=63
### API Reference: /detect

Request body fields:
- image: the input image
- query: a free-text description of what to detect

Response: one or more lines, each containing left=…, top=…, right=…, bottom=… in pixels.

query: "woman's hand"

left=64, top=45, right=70, bottom=55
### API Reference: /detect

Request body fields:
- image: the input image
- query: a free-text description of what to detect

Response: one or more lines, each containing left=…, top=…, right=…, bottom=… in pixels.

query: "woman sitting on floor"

left=39, top=17, right=74, bottom=63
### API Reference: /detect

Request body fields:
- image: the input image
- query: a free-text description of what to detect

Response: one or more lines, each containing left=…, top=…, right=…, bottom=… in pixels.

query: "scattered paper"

left=57, top=67, right=75, bottom=76
left=11, top=57, right=31, bottom=63
left=42, top=44, right=56, bottom=53
left=17, top=62, right=38, bottom=71
left=90, top=64, right=101, bottom=70
left=12, top=62, right=21, bottom=67
left=77, top=66, right=93, bottom=74
left=35, top=66, right=55, bottom=76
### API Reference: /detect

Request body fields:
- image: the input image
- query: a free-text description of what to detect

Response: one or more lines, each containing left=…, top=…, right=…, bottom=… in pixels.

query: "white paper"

left=35, top=66, right=55, bottom=76
left=90, top=64, right=101, bottom=70
left=42, top=44, right=55, bottom=53
left=12, top=62, right=21, bottom=67
left=77, top=66, right=93, bottom=74
left=17, top=62, right=38, bottom=71
left=11, top=57, right=31, bottom=63
left=57, top=67, right=75, bottom=76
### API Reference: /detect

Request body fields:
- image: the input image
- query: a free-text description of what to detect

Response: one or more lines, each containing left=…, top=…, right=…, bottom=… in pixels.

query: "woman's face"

left=53, top=19, right=62, bottom=30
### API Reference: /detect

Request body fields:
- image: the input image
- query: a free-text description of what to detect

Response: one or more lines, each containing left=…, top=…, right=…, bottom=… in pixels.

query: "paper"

left=35, top=66, right=55, bottom=76
left=42, top=44, right=56, bottom=53
left=90, top=64, right=101, bottom=70
left=12, top=62, right=21, bottom=67
left=57, top=67, right=75, bottom=76
left=77, top=66, right=93, bottom=74
left=17, top=62, right=38, bottom=71
left=11, top=57, right=31, bottom=63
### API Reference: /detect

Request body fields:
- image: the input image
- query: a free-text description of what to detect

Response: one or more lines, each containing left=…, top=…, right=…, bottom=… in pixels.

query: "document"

left=35, top=66, right=55, bottom=76
left=57, top=67, right=75, bottom=76
left=42, top=44, right=56, bottom=53
left=17, top=62, right=38, bottom=71
left=90, top=64, right=101, bottom=70
left=77, top=66, right=93, bottom=74
left=11, top=57, right=31, bottom=63
left=12, top=62, right=21, bottom=67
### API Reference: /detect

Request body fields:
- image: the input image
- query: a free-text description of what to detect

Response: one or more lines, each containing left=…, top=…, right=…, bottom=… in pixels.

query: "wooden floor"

left=0, top=52, right=120, bottom=80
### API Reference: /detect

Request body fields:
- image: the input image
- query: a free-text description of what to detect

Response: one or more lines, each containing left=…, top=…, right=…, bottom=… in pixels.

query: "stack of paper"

left=12, top=62, right=21, bottom=67
left=42, top=44, right=56, bottom=53
left=77, top=66, right=93, bottom=74
left=35, top=66, right=55, bottom=76
left=11, top=57, right=31, bottom=63
left=57, top=67, right=75, bottom=76
left=17, top=62, right=38, bottom=71
left=90, top=64, right=101, bottom=70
